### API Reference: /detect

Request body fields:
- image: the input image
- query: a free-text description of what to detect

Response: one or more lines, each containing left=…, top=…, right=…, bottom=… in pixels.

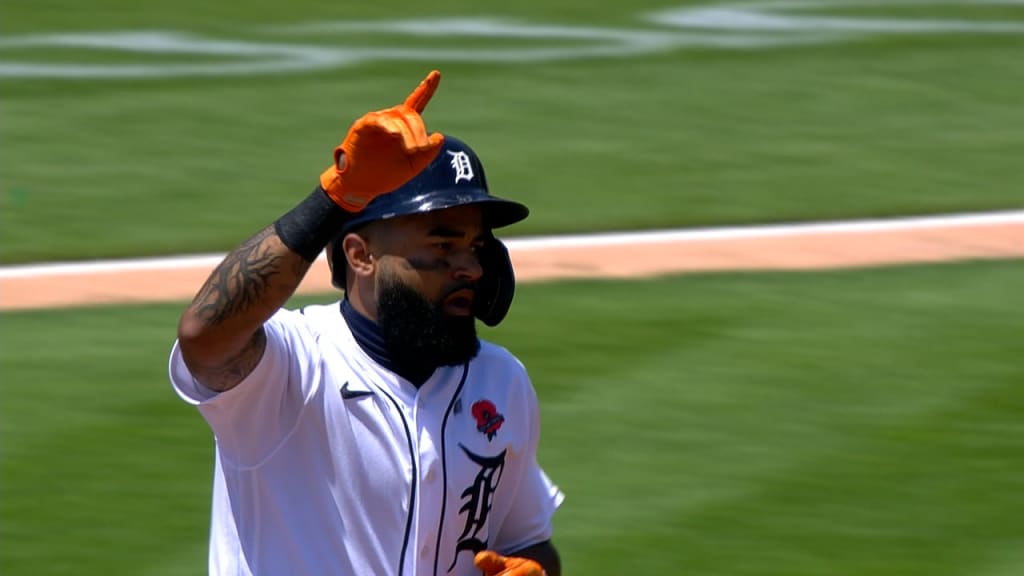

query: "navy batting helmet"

left=329, top=134, right=527, bottom=326
left=337, top=135, right=528, bottom=235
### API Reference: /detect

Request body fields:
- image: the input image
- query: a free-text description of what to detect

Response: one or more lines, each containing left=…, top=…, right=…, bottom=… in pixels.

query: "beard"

left=376, top=274, right=481, bottom=371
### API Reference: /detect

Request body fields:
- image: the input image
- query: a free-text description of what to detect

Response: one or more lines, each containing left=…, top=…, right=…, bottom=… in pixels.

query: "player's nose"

left=451, top=248, right=483, bottom=282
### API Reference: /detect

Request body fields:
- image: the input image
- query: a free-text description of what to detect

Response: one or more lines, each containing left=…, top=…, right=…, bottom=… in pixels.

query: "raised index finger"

left=403, top=70, right=441, bottom=113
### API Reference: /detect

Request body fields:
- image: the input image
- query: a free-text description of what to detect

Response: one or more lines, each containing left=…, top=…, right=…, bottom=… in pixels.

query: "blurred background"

left=2, top=0, right=1023, bottom=573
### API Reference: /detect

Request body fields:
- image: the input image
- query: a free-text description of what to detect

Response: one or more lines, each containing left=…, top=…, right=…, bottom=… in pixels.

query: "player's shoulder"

left=476, top=339, right=521, bottom=363
left=292, top=301, right=342, bottom=324
left=470, top=341, right=539, bottom=411
left=266, top=301, right=343, bottom=338
left=474, top=339, right=529, bottom=378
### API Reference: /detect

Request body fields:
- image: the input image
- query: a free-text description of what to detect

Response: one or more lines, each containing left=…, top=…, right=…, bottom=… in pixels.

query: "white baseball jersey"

left=168, top=302, right=563, bottom=576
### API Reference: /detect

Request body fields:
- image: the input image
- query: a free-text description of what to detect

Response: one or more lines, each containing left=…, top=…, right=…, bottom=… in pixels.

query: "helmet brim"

left=341, top=187, right=529, bottom=234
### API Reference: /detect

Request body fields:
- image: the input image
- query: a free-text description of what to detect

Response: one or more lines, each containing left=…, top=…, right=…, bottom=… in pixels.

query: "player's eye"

left=433, top=241, right=453, bottom=251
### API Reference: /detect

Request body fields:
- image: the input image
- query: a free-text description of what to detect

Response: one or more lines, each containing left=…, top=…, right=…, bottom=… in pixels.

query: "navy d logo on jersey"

left=449, top=445, right=507, bottom=571
left=471, top=400, right=504, bottom=441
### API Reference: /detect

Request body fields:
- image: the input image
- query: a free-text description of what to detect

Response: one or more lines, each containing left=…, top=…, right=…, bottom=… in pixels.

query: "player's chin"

left=443, top=302, right=473, bottom=317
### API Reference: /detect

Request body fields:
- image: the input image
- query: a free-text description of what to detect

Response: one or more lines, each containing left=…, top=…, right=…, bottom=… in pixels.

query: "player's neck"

left=340, top=299, right=435, bottom=387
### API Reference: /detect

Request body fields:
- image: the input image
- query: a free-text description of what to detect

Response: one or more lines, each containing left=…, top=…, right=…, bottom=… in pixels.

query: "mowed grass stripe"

left=3, top=1, right=1024, bottom=262
left=490, top=261, right=1024, bottom=574
left=2, top=259, right=1023, bottom=574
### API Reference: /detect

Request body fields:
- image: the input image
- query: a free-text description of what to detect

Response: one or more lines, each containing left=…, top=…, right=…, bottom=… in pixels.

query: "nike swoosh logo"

left=340, top=381, right=374, bottom=400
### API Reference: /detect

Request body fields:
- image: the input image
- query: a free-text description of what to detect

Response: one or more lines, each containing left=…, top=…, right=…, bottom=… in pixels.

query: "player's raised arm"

left=177, top=70, right=445, bottom=392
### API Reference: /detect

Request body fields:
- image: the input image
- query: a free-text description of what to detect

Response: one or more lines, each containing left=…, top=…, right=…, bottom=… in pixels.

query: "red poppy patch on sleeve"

left=471, top=400, right=505, bottom=441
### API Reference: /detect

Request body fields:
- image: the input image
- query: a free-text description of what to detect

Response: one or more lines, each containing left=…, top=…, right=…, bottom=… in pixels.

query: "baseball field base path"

left=0, top=210, right=1021, bottom=311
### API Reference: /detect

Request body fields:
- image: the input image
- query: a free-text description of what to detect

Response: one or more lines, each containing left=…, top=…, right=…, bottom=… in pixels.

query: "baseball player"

left=168, top=70, right=563, bottom=575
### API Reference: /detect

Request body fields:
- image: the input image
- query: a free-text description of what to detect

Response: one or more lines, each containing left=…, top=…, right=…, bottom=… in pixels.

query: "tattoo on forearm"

left=181, top=224, right=311, bottom=390
left=196, top=328, right=268, bottom=392
left=190, top=225, right=306, bottom=326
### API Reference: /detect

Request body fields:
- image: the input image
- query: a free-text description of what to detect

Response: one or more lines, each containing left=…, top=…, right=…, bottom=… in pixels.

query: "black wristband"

left=273, top=186, right=352, bottom=262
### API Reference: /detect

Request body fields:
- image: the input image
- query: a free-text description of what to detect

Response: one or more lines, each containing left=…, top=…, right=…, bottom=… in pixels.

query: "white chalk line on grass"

left=3, top=0, right=1024, bottom=79
left=1, top=210, right=1021, bottom=280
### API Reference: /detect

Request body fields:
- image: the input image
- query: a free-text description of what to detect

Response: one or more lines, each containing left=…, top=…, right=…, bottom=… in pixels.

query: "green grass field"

left=3, top=0, right=1024, bottom=574
left=2, top=0, right=1023, bottom=262
left=2, top=261, right=1023, bottom=574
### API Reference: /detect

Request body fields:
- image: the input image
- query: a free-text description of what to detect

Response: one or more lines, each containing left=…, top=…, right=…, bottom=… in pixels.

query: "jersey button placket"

left=387, top=390, right=422, bottom=576
left=412, top=389, right=443, bottom=573
left=413, top=392, right=438, bottom=485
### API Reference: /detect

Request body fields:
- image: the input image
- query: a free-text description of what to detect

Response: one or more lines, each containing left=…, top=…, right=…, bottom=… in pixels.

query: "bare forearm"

left=178, top=224, right=312, bottom=390
left=189, top=225, right=309, bottom=325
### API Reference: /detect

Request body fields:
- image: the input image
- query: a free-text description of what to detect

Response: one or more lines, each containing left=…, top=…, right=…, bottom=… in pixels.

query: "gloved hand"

left=320, top=70, right=446, bottom=212
left=474, top=550, right=546, bottom=576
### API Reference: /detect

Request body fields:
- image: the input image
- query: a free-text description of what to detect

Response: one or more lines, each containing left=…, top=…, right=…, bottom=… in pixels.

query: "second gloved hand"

left=474, top=550, right=545, bottom=576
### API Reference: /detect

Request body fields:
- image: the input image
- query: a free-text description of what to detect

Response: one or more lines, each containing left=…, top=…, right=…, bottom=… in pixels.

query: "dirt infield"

left=1, top=211, right=1021, bottom=311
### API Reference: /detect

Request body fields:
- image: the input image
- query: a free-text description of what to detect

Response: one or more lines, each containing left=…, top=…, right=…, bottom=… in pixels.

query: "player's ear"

left=342, top=232, right=375, bottom=279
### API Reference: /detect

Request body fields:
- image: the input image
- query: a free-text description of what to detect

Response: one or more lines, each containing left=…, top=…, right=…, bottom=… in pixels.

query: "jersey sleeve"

left=168, top=309, right=322, bottom=469
left=491, top=370, right=565, bottom=554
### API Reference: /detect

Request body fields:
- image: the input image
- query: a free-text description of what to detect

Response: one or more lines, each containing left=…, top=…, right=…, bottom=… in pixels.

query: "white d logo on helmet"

left=447, top=150, right=474, bottom=183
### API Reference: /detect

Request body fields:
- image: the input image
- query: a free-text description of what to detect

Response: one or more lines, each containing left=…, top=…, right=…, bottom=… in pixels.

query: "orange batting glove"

left=474, top=550, right=546, bottom=576
left=319, top=70, right=446, bottom=212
